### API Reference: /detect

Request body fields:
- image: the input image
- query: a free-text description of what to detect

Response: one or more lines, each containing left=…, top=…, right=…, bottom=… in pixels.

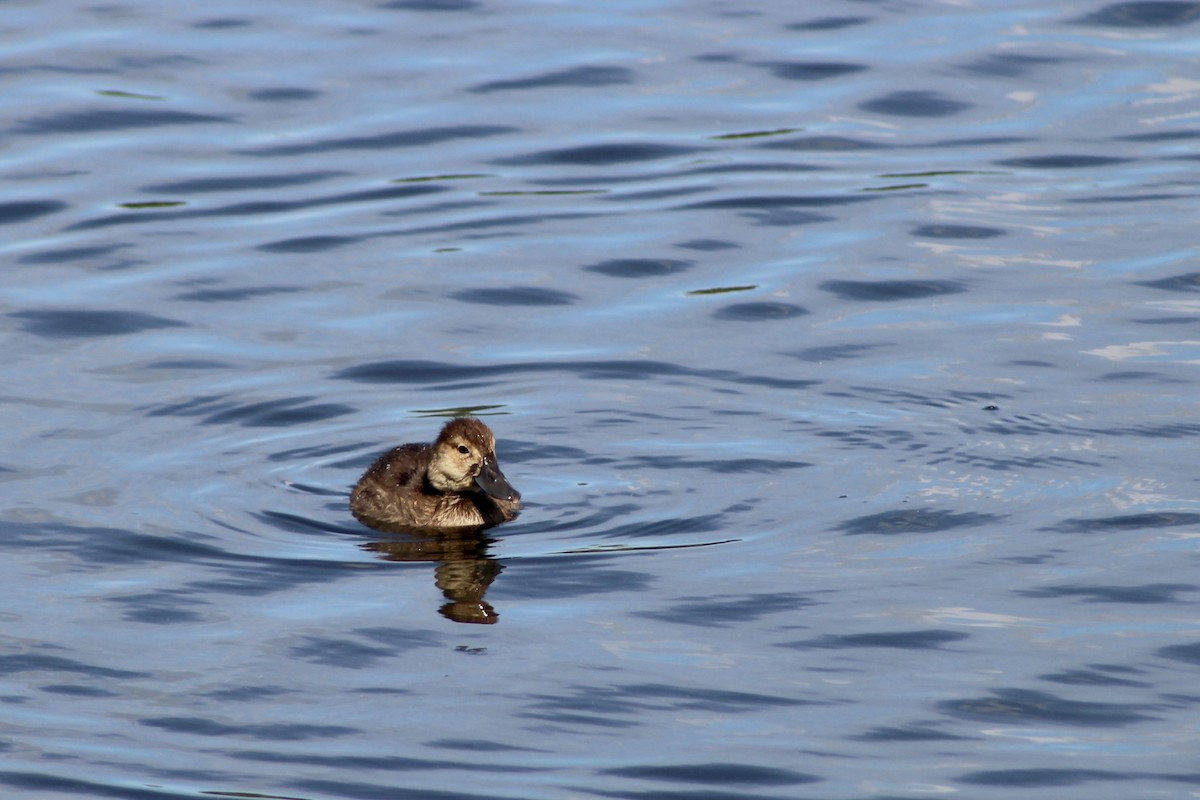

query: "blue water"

left=3, top=0, right=1200, bottom=797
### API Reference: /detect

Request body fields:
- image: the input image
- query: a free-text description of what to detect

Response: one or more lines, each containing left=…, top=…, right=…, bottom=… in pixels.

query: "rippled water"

left=4, top=0, right=1200, bottom=797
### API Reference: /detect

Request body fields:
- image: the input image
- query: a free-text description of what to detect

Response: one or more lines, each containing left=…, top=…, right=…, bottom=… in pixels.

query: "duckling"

left=350, top=417, right=521, bottom=531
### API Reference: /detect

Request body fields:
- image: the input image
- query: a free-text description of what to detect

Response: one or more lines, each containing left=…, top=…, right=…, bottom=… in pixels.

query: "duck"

left=350, top=417, right=522, bottom=531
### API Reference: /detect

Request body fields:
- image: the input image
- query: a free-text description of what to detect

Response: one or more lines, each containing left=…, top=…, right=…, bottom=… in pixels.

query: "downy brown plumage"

left=350, top=417, right=521, bottom=531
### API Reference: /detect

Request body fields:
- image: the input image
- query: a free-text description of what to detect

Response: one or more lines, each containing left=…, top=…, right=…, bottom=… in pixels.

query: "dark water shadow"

left=140, top=715, right=358, bottom=741
left=3, top=520, right=241, bottom=567
left=0, top=200, right=66, bottom=224
left=779, top=629, right=970, bottom=650
left=994, top=154, right=1133, bottom=169
left=0, top=773, right=199, bottom=799
left=1135, top=272, right=1200, bottom=292
left=143, top=170, right=345, bottom=194
left=470, top=65, right=634, bottom=94
left=517, top=680, right=819, bottom=731
left=859, top=90, right=971, bottom=117
left=600, top=762, right=821, bottom=787
left=393, top=210, right=599, bottom=238
left=675, top=238, right=737, bottom=251
left=0, top=652, right=149, bottom=680
left=584, top=258, right=693, bottom=278
left=109, top=589, right=210, bottom=625
left=221, top=747, right=545, bottom=775
left=493, top=142, right=702, bottom=167
left=981, top=413, right=1200, bottom=440
left=1156, top=640, right=1200, bottom=665
left=247, top=87, right=322, bottom=102
left=451, top=287, right=579, bottom=306
left=172, top=285, right=301, bottom=302
left=958, top=53, right=1066, bottom=78
left=675, top=188, right=868, bottom=226
left=426, top=738, right=545, bottom=753
left=144, top=393, right=355, bottom=427
left=622, top=455, right=809, bottom=474
left=634, top=592, right=816, bottom=628
left=332, top=358, right=818, bottom=392
left=678, top=194, right=875, bottom=211
left=1042, top=512, right=1200, bottom=533
left=712, top=302, right=808, bottom=321
left=758, top=135, right=883, bottom=152
left=2, top=515, right=398, bottom=638
left=837, top=509, right=1003, bottom=535
left=938, top=687, right=1159, bottom=726
left=1017, top=583, right=1196, bottom=603
left=19, top=243, right=128, bottom=265
left=927, top=135, right=1033, bottom=149
left=289, top=778, right=513, bottom=800
left=289, top=626, right=443, bottom=669
left=12, top=108, right=230, bottom=135
left=911, top=224, right=1005, bottom=239
left=12, top=308, right=187, bottom=338
left=849, top=723, right=974, bottom=742
left=1040, top=665, right=1151, bottom=688
left=1076, top=2, right=1200, bottom=27
left=259, top=235, right=363, bottom=253
left=236, top=124, right=517, bottom=157
left=820, top=279, right=966, bottom=301
left=382, top=0, right=484, bottom=11
left=957, top=767, right=1200, bottom=788
left=540, top=513, right=727, bottom=543
left=531, top=160, right=825, bottom=190
left=786, top=343, right=884, bottom=362
left=66, top=184, right=445, bottom=231
left=787, top=16, right=871, bottom=31
left=755, top=61, right=868, bottom=81
left=1118, top=129, right=1200, bottom=142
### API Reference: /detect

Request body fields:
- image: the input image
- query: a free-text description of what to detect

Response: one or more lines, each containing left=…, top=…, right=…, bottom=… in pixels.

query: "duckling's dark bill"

left=476, top=459, right=519, bottom=502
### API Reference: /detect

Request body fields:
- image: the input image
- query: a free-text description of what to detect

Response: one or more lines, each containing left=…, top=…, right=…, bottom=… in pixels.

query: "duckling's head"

left=427, top=417, right=521, bottom=503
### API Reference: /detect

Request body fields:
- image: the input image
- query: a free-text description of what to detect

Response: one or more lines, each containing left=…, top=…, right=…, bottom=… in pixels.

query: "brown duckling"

left=350, top=417, right=521, bottom=531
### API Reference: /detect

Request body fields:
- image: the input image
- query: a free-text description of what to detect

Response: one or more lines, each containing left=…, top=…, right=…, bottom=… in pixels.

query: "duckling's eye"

left=457, top=445, right=470, bottom=455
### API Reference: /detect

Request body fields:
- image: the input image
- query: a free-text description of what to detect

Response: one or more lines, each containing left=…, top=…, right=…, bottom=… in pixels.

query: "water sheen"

left=3, top=1, right=1200, bottom=798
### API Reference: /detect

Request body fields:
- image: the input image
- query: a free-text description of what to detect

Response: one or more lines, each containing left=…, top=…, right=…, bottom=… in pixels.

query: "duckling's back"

left=350, top=444, right=428, bottom=528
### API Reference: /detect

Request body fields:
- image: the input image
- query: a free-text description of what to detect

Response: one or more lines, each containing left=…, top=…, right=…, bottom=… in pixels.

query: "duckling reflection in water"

left=364, top=535, right=503, bottom=624
left=350, top=417, right=521, bottom=531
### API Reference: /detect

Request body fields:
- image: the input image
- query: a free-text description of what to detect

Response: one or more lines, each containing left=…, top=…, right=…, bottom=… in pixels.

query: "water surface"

left=3, top=1, right=1200, bottom=798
